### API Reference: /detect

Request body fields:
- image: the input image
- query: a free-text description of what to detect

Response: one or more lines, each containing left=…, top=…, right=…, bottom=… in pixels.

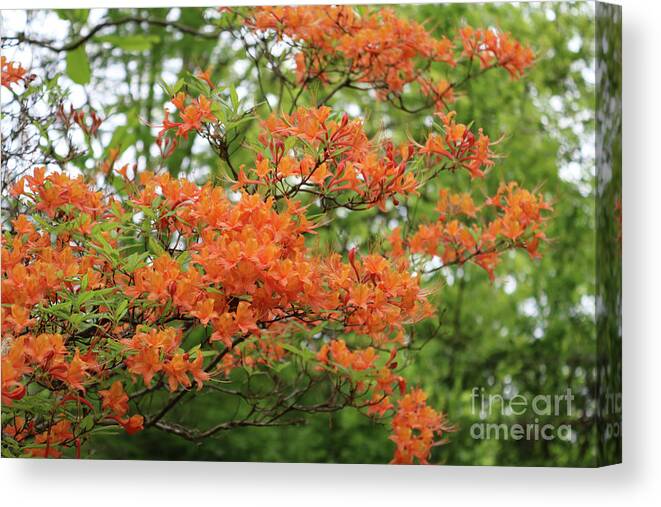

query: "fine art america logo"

left=470, top=387, right=574, bottom=441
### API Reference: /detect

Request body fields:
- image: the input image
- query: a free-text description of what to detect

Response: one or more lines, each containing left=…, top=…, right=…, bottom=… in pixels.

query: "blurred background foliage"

left=1, top=2, right=616, bottom=466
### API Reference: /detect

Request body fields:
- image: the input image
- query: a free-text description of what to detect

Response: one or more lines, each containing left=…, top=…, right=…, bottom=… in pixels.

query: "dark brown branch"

left=9, top=17, right=226, bottom=53
left=153, top=417, right=305, bottom=442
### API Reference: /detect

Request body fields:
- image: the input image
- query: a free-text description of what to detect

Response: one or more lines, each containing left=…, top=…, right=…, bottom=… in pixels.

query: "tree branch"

left=9, top=16, right=226, bottom=53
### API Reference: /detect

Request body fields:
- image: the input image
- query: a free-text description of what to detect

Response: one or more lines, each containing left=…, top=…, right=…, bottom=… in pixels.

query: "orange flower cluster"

left=2, top=235, right=101, bottom=336
left=156, top=92, right=215, bottom=157
left=100, top=381, right=129, bottom=415
left=316, top=339, right=410, bottom=421
left=3, top=416, right=32, bottom=443
left=2, top=416, right=76, bottom=458
left=242, top=6, right=533, bottom=110
left=26, top=420, right=74, bottom=458
left=419, top=111, right=496, bottom=179
left=1, top=174, right=111, bottom=411
left=316, top=339, right=377, bottom=372
left=247, top=6, right=455, bottom=99
left=10, top=166, right=104, bottom=218
left=459, top=25, right=535, bottom=78
left=485, top=181, right=552, bottom=249
left=1, top=56, right=29, bottom=89
left=242, top=106, right=417, bottom=210
left=326, top=250, right=434, bottom=342
left=0, top=332, right=144, bottom=456
left=399, top=182, right=551, bottom=279
left=99, top=381, right=145, bottom=435
left=2, top=136, right=546, bottom=462
left=121, top=328, right=209, bottom=392
left=120, top=172, right=430, bottom=347
left=2, top=169, right=437, bottom=460
left=1, top=334, right=97, bottom=401
left=1, top=173, right=140, bottom=452
left=390, top=389, right=451, bottom=464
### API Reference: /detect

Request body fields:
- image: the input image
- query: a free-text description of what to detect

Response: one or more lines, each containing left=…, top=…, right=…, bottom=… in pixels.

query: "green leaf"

left=172, top=77, right=186, bottom=94
left=96, top=34, right=161, bottom=52
left=66, top=46, right=91, bottom=85
left=114, top=300, right=129, bottom=323
left=176, top=250, right=191, bottom=267
left=81, top=414, right=95, bottom=432
left=225, top=114, right=255, bottom=131
left=186, top=76, right=211, bottom=97
left=229, top=85, right=239, bottom=111
left=148, top=237, right=166, bottom=257
left=280, top=343, right=315, bottom=361
left=211, top=102, right=227, bottom=122
left=56, top=9, right=89, bottom=24
left=157, top=77, right=174, bottom=97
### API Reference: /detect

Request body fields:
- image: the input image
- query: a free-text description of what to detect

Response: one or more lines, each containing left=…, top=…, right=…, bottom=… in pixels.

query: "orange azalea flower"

left=26, top=333, right=67, bottom=367
left=460, top=25, right=534, bottom=78
left=163, top=353, right=192, bottom=392
left=1, top=56, right=28, bottom=89
left=2, top=416, right=30, bottom=442
left=249, top=106, right=418, bottom=209
left=317, top=340, right=377, bottom=372
left=246, top=6, right=455, bottom=96
left=27, top=420, right=73, bottom=458
left=195, top=67, right=214, bottom=88
left=156, top=93, right=216, bottom=154
left=419, top=111, right=496, bottom=179
left=188, top=352, right=210, bottom=390
left=12, top=215, right=36, bottom=236
left=115, top=414, right=144, bottom=435
left=389, top=388, right=452, bottom=464
left=234, top=301, right=259, bottom=335
left=61, top=348, right=95, bottom=392
left=124, top=347, right=163, bottom=386
left=4, top=304, right=35, bottom=334
left=1, top=337, right=30, bottom=405
left=99, top=381, right=129, bottom=417
left=190, top=298, right=219, bottom=325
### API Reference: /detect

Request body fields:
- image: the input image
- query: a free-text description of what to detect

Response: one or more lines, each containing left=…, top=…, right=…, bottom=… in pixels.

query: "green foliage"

left=65, top=46, right=91, bottom=85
